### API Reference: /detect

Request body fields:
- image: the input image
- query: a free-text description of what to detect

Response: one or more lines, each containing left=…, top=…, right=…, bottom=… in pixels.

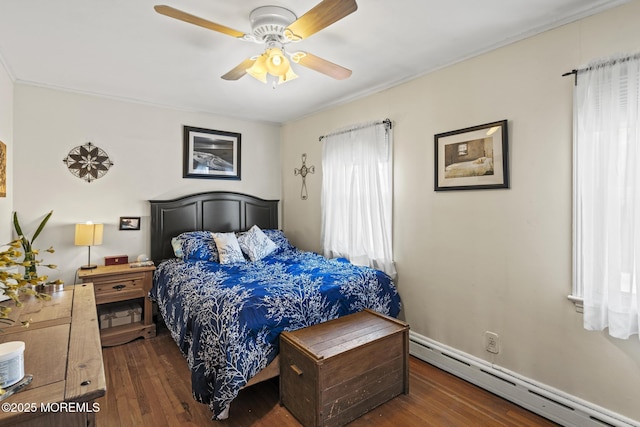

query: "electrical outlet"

left=485, top=331, right=500, bottom=354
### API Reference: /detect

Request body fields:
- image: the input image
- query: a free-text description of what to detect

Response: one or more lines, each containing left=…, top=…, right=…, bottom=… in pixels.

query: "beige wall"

left=0, top=58, right=13, bottom=242
left=13, top=85, right=282, bottom=286
left=281, top=1, right=640, bottom=422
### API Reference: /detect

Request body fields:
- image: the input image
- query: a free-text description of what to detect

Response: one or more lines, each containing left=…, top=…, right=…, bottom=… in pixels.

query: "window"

left=572, top=53, right=640, bottom=339
left=321, top=120, right=396, bottom=279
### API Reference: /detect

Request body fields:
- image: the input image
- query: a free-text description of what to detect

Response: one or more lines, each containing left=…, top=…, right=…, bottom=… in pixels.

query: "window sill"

left=567, top=295, right=583, bottom=313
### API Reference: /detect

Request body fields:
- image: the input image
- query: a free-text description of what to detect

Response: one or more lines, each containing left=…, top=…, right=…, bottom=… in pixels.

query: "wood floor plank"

left=96, top=323, right=558, bottom=426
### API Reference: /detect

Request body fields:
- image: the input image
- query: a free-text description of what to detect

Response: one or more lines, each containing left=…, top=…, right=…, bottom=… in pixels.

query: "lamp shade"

left=247, top=53, right=268, bottom=83
left=247, top=47, right=297, bottom=86
left=279, top=66, right=298, bottom=84
left=74, top=223, right=103, bottom=246
left=265, top=47, right=290, bottom=77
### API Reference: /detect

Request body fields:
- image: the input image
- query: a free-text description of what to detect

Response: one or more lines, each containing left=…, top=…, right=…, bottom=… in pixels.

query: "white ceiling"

left=0, top=0, right=629, bottom=124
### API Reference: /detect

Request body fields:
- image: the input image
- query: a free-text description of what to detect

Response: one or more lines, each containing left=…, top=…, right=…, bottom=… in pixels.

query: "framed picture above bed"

left=434, top=120, right=509, bottom=191
left=183, top=126, right=241, bottom=180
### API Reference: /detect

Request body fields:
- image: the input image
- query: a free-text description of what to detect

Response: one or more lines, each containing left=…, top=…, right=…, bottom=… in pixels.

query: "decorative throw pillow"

left=212, top=232, right=246, bottom=264
left=238, top=225, right=277, bottom=261
left=174, top=231, right=219, bottom=262
left=171, top=237, right=184, bottom=258
left=262, top=229, right=295, bottom=254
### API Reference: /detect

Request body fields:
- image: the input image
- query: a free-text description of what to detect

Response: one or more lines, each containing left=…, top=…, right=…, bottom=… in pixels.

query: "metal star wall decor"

left=63, top=142, right=114, bottom=183
left=294, top=153, right=315, bottom=200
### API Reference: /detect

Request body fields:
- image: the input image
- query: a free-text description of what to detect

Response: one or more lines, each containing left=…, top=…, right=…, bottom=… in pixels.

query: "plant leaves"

left=12, top=211, right=24, bottom=237
left=31, top=210, right=53, bottom=243
left=12, top=212, right=30, bottom=252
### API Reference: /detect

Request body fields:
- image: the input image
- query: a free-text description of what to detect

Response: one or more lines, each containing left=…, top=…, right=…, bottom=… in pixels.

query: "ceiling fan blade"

left=292, top=52, right=352, bottom=80
left=286, top=0, right=357, bottom=40
left=221, top=58, right=256, bottom=80
left=154, top=5, right=246, bottom=39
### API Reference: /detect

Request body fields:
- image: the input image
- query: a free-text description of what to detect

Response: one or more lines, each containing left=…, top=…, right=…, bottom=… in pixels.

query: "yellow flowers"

left=1, top=210, right=60, bottom=336
left=0, top=239, right=51, bottom=321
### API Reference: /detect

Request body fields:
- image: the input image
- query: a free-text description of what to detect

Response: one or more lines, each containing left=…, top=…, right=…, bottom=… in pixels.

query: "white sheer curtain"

left=321, top=120, right=396, bottom=279
left=574, top=53, right=640, bottom=339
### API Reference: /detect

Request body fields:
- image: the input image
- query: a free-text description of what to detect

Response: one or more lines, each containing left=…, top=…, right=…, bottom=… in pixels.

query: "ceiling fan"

left=154, top=0, right=357, bottom=86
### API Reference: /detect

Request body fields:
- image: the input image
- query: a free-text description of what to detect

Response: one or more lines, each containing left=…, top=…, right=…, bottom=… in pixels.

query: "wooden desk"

left=0, top=284, right=106, bottom=427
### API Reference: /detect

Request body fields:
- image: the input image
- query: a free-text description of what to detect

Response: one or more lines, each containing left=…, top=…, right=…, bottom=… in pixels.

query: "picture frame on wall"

left=119, top=216, right=141, bottom=230
left=0, top=140, right=6, bottom=197
left=183, top=126, right=241, bottom=180
left=434, top=120, right=509, bottom=191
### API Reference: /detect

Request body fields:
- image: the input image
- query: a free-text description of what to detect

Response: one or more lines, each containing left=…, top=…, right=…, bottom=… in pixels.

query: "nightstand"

left=78, top=263, right=156, bottom=346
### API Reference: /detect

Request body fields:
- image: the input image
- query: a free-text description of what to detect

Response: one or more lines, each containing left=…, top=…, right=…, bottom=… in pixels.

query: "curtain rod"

left=318, top=118, right=392, bottom=142
left=562, top=52, right=640, bottom=85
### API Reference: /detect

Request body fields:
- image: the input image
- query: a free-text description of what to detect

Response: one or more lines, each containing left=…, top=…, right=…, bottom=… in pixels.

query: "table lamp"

left=75, top=222, right=103, bottom=269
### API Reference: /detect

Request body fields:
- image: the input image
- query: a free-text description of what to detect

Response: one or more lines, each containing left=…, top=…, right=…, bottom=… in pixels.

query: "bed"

left=148, top=191, right=402, bottom=420
left=444, top=156, right=494, bottom=178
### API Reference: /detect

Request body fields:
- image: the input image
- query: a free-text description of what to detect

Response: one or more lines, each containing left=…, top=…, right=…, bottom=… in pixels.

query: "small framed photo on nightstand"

left=119, top=216, right=140, bottom=230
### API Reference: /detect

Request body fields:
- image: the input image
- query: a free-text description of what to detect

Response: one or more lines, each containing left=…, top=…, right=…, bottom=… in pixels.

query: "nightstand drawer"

left=93, top=275, right=146, bottom=303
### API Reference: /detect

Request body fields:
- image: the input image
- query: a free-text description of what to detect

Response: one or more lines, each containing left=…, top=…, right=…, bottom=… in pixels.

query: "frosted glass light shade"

left=265, top=47, right=290, bottom=76
left=247, top=54, right=268, bottom=83
left=247, top=48, right=297, bottom=86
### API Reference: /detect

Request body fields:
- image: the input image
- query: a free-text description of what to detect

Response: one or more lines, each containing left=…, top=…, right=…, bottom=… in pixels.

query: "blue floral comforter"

left=150, top=245, right=401, bottom=419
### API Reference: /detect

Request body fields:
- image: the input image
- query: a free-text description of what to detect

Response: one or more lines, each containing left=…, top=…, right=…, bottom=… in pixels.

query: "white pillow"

left=171, top=237, right=184, bottom=258
left=212, top=232, right=245, bottom=264
left=238, top=225, right=277, bottom=261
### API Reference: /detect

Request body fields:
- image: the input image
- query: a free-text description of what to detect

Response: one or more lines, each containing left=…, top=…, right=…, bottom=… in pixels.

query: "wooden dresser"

left=0, top=284, right=106, bottom=427
left=280, top=309, right=409, bottom=427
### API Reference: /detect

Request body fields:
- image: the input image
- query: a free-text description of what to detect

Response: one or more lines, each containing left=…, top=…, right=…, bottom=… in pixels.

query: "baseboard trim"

left=409, top=331, right=639, bottom=427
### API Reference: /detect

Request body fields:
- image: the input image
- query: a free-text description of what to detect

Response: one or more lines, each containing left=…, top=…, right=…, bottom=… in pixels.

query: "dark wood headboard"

left=149, top=191, right=279, bottom=262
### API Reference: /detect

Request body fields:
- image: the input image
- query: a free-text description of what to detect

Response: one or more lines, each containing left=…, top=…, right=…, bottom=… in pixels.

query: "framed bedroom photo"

left=434, top=120, right=509, bottom=191
left=119, top=216, right=140, bottom=230
left=183, top=126, right=241, bottom=180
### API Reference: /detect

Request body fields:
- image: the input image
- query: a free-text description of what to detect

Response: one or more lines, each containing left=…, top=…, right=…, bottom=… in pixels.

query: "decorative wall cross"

left=294, top=153, right=315, bottom=200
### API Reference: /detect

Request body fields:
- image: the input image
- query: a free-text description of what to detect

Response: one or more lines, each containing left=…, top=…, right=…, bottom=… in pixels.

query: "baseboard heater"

left=409, top=332, right=639, bottom=427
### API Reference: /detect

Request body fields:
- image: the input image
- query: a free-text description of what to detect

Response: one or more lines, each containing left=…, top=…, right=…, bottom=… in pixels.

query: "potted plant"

left=12, top=211, right=63, bottom=292
left=0, top=239, right=51, bottom=397
left=0, top=239, right=50, bottom=320
left=0, top=212, right=61, bottom=397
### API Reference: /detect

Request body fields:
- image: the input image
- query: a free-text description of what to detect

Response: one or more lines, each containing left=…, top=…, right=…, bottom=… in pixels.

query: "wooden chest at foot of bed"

left=279, top=309, right=409, bottom=427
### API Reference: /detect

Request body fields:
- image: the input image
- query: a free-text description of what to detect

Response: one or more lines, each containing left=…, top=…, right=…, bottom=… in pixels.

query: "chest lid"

left=281, top=309, right=408, bottom=361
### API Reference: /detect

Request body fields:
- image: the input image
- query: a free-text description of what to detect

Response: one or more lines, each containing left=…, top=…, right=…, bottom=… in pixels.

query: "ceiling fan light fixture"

left=247, top=48, right=296, bottom=85
left=247, top=54, right=268, bottom=83
left=279, top=66, right=299, bottom=84
left=265, top=47, right=291, bottom=77
left=155, top=1, right=357, bottom=84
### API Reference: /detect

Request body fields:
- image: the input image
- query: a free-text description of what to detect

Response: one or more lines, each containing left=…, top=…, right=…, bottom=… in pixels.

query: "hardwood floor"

left=95, top=324, right=558, bottom=426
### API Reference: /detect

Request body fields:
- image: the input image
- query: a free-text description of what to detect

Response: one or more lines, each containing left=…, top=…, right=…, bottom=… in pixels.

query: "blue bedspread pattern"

left=150, top=244, right=401, bottom=419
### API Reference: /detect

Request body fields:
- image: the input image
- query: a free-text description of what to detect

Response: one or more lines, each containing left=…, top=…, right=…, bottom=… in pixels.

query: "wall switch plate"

left=485, top=331, right=500, bottom=354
